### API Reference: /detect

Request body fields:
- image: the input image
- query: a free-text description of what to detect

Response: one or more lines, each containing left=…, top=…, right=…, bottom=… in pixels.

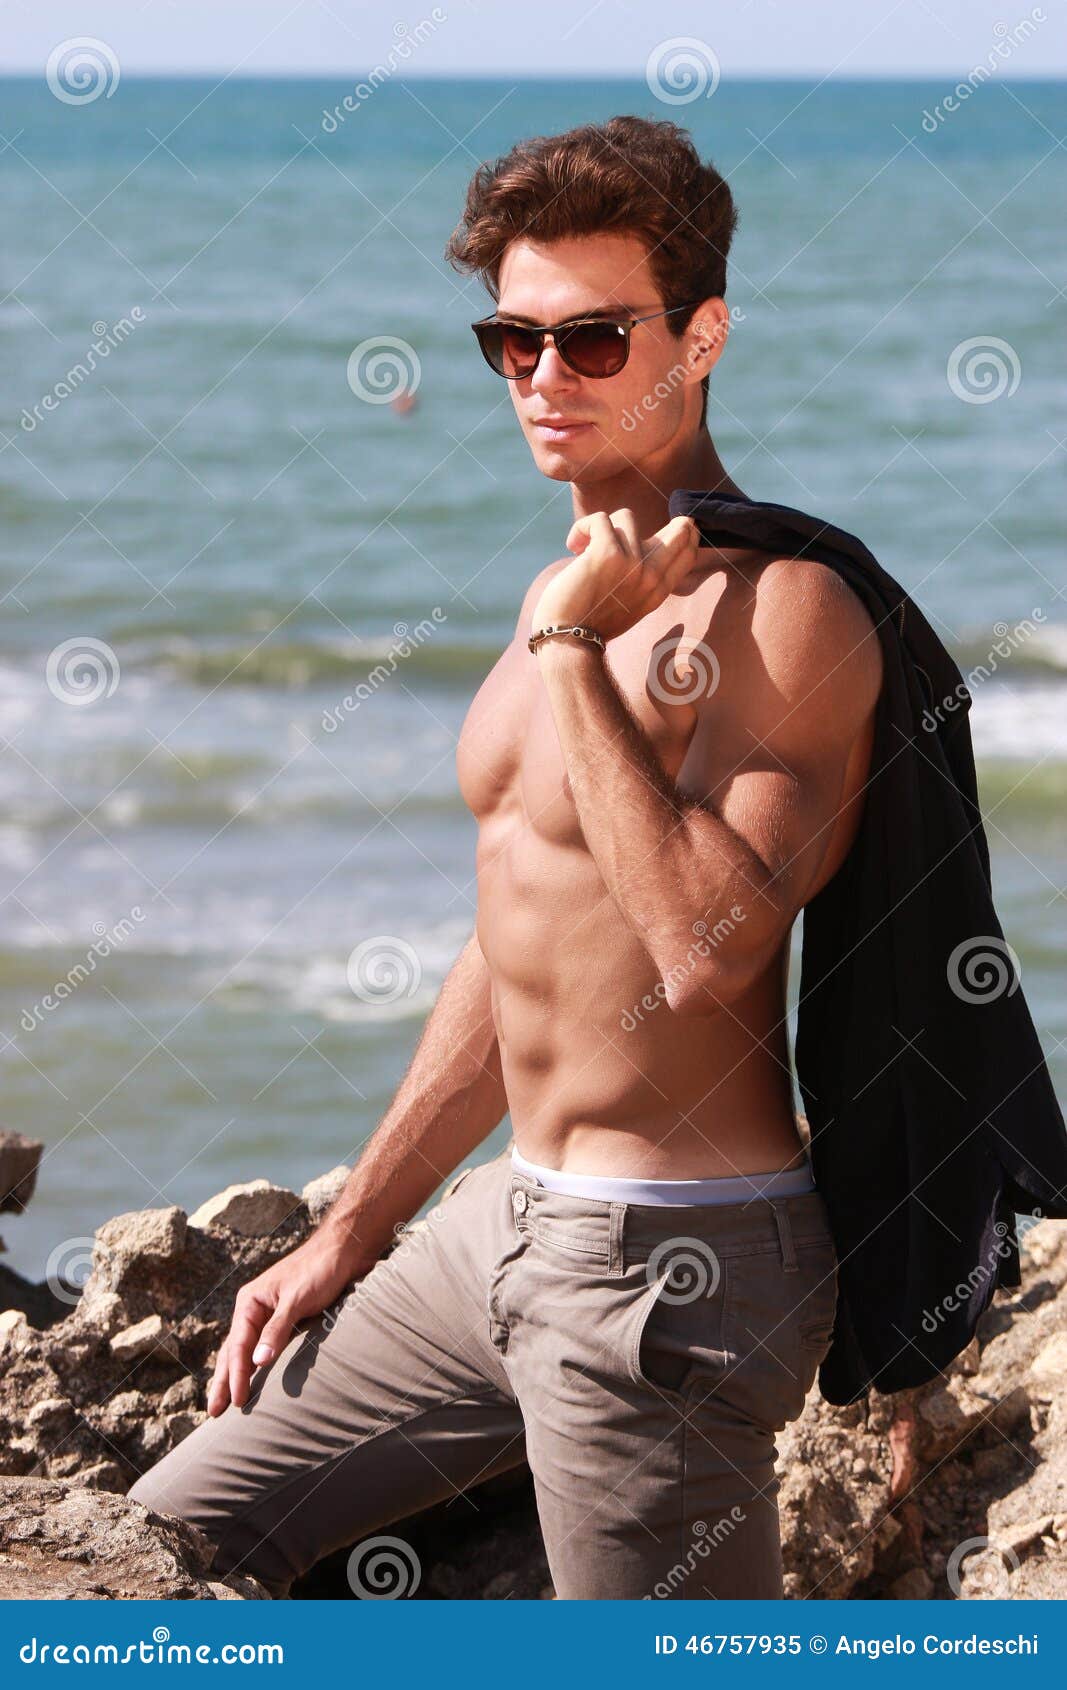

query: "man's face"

left=492, top=233, right=704, bottom=486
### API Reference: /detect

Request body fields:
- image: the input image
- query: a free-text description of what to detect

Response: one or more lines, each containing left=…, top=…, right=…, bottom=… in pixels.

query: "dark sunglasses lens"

left=477, top=322, right=541, bottom=378
left=557, top=322, right=628, bottom=377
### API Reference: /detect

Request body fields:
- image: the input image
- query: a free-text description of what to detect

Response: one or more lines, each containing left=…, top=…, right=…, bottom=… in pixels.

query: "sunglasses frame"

left=470, top=301, right=704, bottom=380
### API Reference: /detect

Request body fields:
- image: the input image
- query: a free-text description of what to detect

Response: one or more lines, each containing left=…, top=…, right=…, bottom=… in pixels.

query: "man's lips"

left=531, top=417, right=594, bottom=435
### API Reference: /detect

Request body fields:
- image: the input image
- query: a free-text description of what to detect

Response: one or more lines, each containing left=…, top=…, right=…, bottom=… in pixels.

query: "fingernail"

left=252, top=1343, right=274, bottom=1365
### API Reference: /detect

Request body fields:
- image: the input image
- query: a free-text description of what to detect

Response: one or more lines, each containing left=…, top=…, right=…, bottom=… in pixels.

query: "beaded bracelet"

left=528, top=623, right=606, bottom=655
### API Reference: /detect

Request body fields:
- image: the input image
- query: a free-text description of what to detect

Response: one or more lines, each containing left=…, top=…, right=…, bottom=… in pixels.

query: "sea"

left=1, top=75, right=1064, bottom=1281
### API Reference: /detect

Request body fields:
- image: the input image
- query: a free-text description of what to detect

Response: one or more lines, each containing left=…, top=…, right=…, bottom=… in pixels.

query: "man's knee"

left=127, top=1459, right=195, bottom=1524
left=128, top=1460, right=292, bottom=1599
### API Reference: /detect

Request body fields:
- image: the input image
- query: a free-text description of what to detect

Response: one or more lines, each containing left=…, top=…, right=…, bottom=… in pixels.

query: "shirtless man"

left=129, top=115, right=883, bottom=1600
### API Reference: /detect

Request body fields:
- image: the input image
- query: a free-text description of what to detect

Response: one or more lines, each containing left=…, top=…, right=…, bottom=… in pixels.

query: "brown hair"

left=444, top=114, right=738, bottom=427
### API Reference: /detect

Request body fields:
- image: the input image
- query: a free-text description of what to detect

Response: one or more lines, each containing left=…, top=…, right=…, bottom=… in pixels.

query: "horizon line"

left=1, top=68, right=1065, bottom=83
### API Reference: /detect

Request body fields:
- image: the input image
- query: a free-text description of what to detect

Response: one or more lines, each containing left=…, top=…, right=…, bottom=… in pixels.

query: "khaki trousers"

left=128, top=1142, right=838, bottom=1599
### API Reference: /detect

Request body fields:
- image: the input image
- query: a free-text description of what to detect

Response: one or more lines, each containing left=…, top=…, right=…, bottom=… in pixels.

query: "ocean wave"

left=972, top=680, right=1067, bottom=763
left=976, top=758, right=1067, bottom=821
left=198, top=952, right=442, bottom=1025
left=951, top=621, right=1067, bottom=679
left=0, top=783, right=467, bottom=835
left=136, top=632, right=505, bottom=689
left=0, top=931, right=468, bottom=1030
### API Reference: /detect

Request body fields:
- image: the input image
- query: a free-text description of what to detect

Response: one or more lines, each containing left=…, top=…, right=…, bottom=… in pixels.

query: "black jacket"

left=668, top=488, right=1067, bottom=1405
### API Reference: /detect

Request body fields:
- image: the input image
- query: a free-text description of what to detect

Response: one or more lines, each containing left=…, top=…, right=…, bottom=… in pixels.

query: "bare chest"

left=456, top=597, right=727, bottom=850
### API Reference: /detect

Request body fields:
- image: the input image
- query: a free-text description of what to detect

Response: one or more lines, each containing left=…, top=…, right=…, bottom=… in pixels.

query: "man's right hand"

left=206, top=1232, right=375, bottom=1417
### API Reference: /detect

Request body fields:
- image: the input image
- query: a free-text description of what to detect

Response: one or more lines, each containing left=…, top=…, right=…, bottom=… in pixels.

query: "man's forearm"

left=535, top=639, right=776, bottom=996
left=315, top=928, right=507, bottom=1267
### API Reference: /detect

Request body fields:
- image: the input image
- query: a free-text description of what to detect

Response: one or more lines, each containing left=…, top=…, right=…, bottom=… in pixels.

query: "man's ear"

left=686, top=296, right=731, bottom=380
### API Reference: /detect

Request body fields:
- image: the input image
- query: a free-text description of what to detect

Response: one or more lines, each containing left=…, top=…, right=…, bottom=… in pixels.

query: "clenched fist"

left=530, top=508, right=701, bottom=646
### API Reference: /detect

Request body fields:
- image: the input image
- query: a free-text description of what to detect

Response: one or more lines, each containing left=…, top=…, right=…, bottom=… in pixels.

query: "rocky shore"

left=1, top=1129, right=1065, bottom=1600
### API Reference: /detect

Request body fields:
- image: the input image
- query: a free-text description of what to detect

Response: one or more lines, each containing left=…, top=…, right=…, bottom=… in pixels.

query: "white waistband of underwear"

left=510, top=1145, right=816, bottom=1207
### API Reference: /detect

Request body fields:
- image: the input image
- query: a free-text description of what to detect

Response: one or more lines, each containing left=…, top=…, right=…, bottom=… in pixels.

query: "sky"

left=3, top=0, right=1065, bottom=78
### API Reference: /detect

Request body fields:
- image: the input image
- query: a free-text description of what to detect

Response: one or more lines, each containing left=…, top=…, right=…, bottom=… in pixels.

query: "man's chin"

left=532, top=454, right=577, bottom=483
left=528, top=439, right=606, bottom=482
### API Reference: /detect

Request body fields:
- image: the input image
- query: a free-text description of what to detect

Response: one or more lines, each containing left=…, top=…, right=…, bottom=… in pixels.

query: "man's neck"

left=570, top=426, right=745, bottom=538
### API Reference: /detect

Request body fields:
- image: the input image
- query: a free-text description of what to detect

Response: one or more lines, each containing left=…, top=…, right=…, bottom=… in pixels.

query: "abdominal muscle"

left=475, top=822, right=807, bottom=1180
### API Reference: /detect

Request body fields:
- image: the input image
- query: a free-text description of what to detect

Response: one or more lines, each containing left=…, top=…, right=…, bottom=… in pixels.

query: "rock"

left=0, top=1476, right=269, bottom=1599
left=97, top=1206, right=188, bottom=1279
left=25, top=1397, right=76, bottom=1435
left=0, top=1182, right=318, bottom=1494
left=778, top=1396, right=887, bottom=1598
left=301, top=1166, right=351, bottom=1225
left=0, top=1132, right=42, bottom=1214
left=76, top=1287, right=127, bottom=1338
left=109, top=1314, right=180, bottom=1364
left=71, top=1462, right=127, bottom=1493
left=160, top=1376, right=200, bottom=1414
left=3, top=1161, right=1066, bottom=1602
left=74, top=1208, right=189, bottom=1329
left=888, top=1567, right=934, bottom=1600
left=997, top=1515, right=1055, bottom=1557
left=0, top=1309, right=30, bottom=1355
left=165, top=1410, right=202, bottom=1443
left=189, top=1180, right=305, bottom=1238
left=1029, top=1332, right=1067, bottom=1391
left=1000, top=1542, right=1067, bottom=1598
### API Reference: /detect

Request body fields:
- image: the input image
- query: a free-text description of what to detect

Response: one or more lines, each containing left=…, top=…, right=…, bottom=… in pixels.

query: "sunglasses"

left=471, top=302, right=703, bottom=381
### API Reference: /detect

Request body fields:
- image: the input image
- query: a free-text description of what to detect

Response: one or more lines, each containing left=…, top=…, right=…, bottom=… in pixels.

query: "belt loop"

left=772, top=1200, right=798, bottom=1272
left=608, top=1202, right=626, bottom=1276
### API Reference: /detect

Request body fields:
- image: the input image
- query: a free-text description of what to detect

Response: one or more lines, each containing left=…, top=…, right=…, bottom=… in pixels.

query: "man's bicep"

left=683, top=736, right=859, bottom=926
left=676, top=564, right=882, bottom=922
left=699, top=750, right=854, bottom=924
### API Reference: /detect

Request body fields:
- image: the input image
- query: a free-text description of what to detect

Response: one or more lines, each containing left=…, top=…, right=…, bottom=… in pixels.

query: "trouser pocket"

left=723, top=1241, right=838, bottom=1430
left=628, top=1237, right=731, bottom=1400
left=486, top=1229, right=530, bottom=1356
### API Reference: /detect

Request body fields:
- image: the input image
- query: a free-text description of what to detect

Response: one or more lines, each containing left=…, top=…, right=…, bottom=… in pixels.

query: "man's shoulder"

left=688, top=549, right=883, bottom=736
left=748, top=552, right=883, bottom=702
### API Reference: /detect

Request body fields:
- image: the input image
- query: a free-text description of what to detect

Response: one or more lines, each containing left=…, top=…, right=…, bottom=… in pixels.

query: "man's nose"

left=529, top=340, right=579, bottom=392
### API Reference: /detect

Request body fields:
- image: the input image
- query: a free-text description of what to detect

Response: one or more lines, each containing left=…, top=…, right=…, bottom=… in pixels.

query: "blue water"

left=1, top=77, right=1064, bottom=1278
